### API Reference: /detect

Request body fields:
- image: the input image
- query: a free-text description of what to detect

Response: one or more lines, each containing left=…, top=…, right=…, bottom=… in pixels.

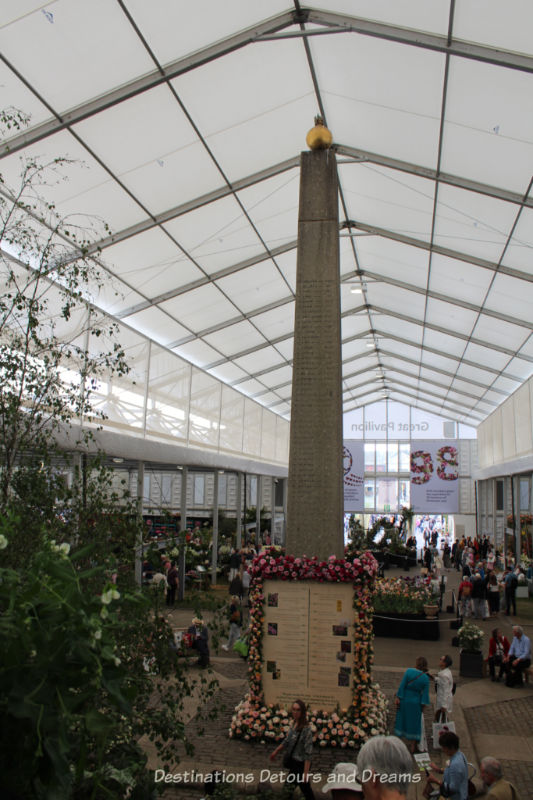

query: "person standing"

left=242, top=566, right=251, bottom=606
left=432, top=655, right=454, bottom=722
left=228, top=547, right=241, bottom=581
left=503, top=569, right=518, bottom=616
left=270, top=699, right=315, bottom=799
left=165, top=561, right=179, bottom=607
left=471, top=572, right=487, bottom=619
left=393, top=656, right=430, bottom=753
left=487, top=628, right=510, bottom=682
left=458, top=574, right=473, bottom=619
left=486, top=572, right=501, bottom=617
left=222, top=595, right=242, bottom=651
left=504, top=626, right=531, bottom=687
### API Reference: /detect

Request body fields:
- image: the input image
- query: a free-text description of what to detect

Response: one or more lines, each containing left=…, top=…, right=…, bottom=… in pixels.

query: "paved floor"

left=151, top=566, right=533, bottom=798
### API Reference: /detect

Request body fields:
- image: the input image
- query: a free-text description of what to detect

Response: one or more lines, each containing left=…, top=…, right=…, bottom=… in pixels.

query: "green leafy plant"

left=0, top=108, right=220, bottom=798
left=373, top=578, right=433, bottom=615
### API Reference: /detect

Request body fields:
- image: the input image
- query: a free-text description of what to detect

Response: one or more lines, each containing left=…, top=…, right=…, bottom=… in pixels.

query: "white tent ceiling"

left=1, top=0, right=533, bottom=429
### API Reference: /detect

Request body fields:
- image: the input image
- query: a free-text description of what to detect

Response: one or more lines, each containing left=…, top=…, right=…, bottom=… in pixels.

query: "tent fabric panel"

left=162, top=194, right=265, bottom=275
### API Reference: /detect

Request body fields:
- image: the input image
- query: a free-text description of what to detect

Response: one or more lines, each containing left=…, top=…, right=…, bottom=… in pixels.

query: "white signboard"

left=410, top=440, right=459, bottom=513
left=262, top=581, right=355, bottom=711
left=343, top=439, right=364, bottom=511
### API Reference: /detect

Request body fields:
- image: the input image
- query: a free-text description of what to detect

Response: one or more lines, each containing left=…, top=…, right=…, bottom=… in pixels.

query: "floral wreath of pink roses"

left=410, top=446, right=458, bottom=484
left=229, top=550, right=388, bottom=747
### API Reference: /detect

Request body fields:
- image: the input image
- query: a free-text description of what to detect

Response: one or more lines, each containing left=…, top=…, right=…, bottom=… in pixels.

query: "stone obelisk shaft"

left=286, top=149, right=344, bottom=560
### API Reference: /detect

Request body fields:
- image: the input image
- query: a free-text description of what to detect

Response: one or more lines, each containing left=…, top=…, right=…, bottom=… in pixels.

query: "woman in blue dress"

left=393, top=656, right=430, bottom=752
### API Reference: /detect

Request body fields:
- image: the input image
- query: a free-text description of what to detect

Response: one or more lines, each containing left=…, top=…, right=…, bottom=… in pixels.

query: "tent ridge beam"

left=336, top=144, right=533, bottom=209
left=0, top=11, right=297, bottom=158
left=305, top=9, right=533, bottom=74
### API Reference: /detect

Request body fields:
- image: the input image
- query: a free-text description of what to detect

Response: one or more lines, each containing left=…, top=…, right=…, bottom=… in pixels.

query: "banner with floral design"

left=410, top=439, right=459, bottom=513
left=343, top=439, right=364, bottom=511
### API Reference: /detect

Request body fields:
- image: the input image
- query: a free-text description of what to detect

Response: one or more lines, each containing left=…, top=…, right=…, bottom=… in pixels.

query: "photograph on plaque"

left=338, top=672, right=349, bottom=687
left=340, top=666, right=351, bottom=675
left=273, top=669, right=281, bottom=680
left=267, top=593, right=278, bottom=607
left=267, top=660, right=276, bottom=673
left=336, top=651, right=346, bottom=663
left=332, top=624, right=348, bottom=636
left=341, top=640, right=351, bottom=653
left=267, top=622, right=278, bottom=636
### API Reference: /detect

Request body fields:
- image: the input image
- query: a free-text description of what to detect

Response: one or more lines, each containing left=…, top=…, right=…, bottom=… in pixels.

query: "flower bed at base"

left=229, top=551, right=388, bottom=746
left=373, top=577, right=434, bottom=615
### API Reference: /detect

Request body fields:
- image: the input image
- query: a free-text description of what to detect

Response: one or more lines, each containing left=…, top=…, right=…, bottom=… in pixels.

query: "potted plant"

left=516, top=570, right=529, bottom=599
left=423, top=601, right=440, bottom=619
left=458, top=622, right=484, bottom=677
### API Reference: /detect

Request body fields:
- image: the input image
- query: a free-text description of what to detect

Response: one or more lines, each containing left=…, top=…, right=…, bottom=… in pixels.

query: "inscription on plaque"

left=262, top=580, right=354, bottom=710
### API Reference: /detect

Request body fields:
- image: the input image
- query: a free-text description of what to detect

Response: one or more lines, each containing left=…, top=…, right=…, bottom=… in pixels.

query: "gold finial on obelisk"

left=306, top=115, right=333, bottom=150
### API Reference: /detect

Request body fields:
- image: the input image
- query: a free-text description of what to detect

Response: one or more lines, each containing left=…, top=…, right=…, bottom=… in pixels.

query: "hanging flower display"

left=229, top=550, right=388, bottom=745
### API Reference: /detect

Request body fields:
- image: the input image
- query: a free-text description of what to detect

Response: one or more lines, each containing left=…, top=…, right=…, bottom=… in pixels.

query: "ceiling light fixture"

left=112, top=457, right=124, bottom=464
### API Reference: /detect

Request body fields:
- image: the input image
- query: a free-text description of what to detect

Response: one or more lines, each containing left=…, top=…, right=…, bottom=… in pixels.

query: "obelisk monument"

left=285, top=119, right=344, bottom=560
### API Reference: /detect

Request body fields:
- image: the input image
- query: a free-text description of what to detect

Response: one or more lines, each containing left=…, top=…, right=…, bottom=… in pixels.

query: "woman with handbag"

left=270, top=698, right=315, bottom=799
left=393, top=656, right=430, bottom=753
left=487, top=628, right=510, bottom=682
left=432, top=655, right=454, bottom=722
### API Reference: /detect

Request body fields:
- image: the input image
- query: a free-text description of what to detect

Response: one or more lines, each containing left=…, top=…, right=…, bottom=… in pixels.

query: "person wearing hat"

left=322, top=763, right=363, bottom=798
left=187, top=617, right=210, bottom=667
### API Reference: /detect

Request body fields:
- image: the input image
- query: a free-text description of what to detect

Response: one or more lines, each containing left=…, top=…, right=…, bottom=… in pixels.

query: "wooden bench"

left=525, top=665, right=533, bottom=684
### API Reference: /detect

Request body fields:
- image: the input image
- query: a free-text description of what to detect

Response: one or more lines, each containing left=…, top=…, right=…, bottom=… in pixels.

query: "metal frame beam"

left=341, top=363, right=497, bottom=406
left=117, top=242, right=296, bottom=319
left=336, top=144, right=533, bottom=210
left=341, top=222, right=533, bottom=284
left=0, top=11, right=297, bottom=158
left=83, top=157, right=299, bottom=258
left=303, top=9, right=533, bottom=74
left=362, top=304, right=533, bottom=361
left=377, top=348, right=512, bottom=394
left=358, top=268, right=533, bottom=331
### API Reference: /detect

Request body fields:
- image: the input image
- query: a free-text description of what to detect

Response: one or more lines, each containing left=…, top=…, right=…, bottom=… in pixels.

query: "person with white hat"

left=322, top=762, right=363, bottom=798
left=187, top=616, right=210, bottom=667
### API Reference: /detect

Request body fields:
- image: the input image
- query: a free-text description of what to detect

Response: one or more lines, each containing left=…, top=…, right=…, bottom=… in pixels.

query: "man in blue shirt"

left=504, top=626, right=531, bottom=687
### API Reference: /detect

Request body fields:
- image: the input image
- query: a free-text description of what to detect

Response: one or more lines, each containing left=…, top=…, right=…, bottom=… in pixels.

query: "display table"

left=372, top=612, right=440, bottom=640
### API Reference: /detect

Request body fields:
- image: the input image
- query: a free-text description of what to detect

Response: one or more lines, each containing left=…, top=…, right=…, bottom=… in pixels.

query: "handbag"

left=465, top=756, right=477, bottom=798
left=233, top=637, right=248, bottom=657
left=432, top=721, right=456, bottom=749
left=282, top=729, right=302, bottom=768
